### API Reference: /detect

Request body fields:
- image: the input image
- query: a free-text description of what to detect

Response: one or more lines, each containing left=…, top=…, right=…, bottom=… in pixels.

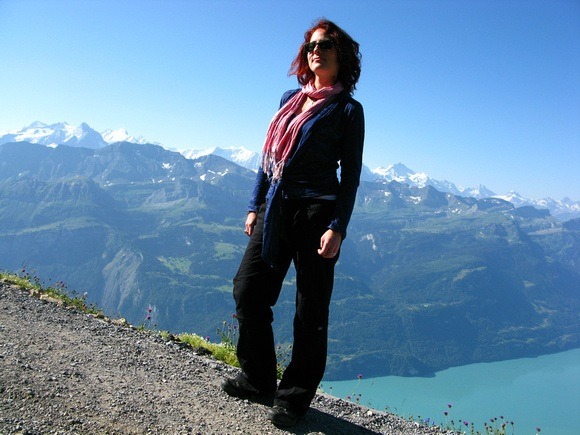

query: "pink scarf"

left=261, top=81, right=344, bottom=181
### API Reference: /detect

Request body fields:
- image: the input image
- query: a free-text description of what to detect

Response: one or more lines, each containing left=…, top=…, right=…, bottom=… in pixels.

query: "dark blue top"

left=248, top=89, right=365, bottom=269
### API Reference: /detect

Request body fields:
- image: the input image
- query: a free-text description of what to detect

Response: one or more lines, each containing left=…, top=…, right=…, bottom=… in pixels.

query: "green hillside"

left=1, top=141, right=578, bottom=380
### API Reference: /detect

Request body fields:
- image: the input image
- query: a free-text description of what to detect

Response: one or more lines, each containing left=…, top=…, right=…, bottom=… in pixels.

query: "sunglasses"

left=304, top=39, right=334, bottom=53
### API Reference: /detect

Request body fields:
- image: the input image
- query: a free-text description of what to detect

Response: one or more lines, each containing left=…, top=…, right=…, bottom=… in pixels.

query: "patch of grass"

left=178, top=333, right=239, bottom=367
left=0, top=270, right=100, bottom=315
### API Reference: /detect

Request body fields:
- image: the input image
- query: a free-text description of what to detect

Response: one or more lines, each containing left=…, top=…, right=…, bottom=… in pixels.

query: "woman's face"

left=307, top=28, right=339, bottom=87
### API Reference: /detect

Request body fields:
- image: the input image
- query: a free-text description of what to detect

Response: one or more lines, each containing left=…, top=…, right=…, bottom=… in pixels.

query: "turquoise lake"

left=322, top=348, right=580, bottom=434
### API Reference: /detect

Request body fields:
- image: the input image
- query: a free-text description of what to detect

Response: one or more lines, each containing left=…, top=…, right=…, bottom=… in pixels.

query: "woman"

left=222, top=18, right=364, bottom=427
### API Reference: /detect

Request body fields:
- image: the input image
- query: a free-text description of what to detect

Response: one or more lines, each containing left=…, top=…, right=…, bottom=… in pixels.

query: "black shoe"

left=267, top=405, right=301, bottom=427
left=221, top=376, right=274, bottom=405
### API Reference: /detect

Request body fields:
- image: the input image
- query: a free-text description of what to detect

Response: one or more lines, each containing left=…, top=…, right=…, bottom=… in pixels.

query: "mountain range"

left=0, top=136, right=578, bottom=380
left=1, top=121, right=578, bottom=221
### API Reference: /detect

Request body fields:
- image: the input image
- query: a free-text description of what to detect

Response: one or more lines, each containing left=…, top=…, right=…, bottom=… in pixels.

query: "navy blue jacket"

left=249, top=89, right=365, bottom=268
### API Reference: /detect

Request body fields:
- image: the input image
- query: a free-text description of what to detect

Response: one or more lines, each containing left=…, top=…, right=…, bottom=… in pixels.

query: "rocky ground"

left=0, top=281, right=457, bottom=434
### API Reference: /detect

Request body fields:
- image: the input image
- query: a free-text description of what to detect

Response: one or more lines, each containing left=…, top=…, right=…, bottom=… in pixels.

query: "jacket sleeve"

left=328, top=99, right=365, bottom=238
left=247, top=89, right=301, bottom=213
left=247, top=169, right=269, bottom=213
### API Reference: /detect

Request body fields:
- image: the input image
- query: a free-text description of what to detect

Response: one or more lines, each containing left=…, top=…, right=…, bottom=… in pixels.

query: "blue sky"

left=0, top=0, right=578, bottom=200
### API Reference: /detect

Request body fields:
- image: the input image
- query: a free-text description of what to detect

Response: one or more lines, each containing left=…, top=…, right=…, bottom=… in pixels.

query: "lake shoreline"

left=322, top=348, right=580, bottom=434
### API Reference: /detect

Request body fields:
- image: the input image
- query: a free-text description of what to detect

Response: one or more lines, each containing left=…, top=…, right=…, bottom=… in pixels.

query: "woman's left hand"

left=318, top=229, right=342, bottom=258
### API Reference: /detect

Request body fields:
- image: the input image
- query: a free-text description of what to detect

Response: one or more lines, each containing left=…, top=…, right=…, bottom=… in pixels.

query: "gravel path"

left=0, top=281, right=456, bottom=434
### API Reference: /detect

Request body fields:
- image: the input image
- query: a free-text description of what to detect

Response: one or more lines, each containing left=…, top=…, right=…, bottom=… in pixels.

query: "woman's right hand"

left=244, top=212, right=257, bottom=237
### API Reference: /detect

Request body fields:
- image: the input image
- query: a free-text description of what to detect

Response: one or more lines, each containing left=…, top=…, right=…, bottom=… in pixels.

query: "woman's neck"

left=313, top=76, right=336, bottom=89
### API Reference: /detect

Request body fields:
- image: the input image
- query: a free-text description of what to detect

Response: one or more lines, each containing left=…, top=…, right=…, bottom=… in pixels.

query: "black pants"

left=233, top=199, right=339, bottom=414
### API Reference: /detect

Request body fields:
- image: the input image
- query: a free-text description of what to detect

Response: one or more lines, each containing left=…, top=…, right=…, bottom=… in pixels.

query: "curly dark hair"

left=289, top=18, right=361, bottom=94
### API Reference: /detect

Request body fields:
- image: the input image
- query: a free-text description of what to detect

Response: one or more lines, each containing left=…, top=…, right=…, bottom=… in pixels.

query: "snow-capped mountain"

left=0, top=122, right=156, bottom=149
left=101, top=128, right=158, bottom=146
left=177, top=146, right=261, bottom=171
left=367, top=164, right=579, bottom=219
left=495, top=192, right=580, bottom=221
left=369, top=163, right=496, bottom=199
left=1, top=121, right=578, bottom=220
left=0, top=121, right=107, bottom=149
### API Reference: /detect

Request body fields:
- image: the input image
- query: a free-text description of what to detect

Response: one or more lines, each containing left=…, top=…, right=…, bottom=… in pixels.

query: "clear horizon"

left=0, top=0, right=578, bottom=199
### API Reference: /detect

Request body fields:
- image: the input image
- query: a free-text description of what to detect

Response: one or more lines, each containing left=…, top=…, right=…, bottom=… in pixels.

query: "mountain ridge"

left=1, top=121, right=577, bottom=220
